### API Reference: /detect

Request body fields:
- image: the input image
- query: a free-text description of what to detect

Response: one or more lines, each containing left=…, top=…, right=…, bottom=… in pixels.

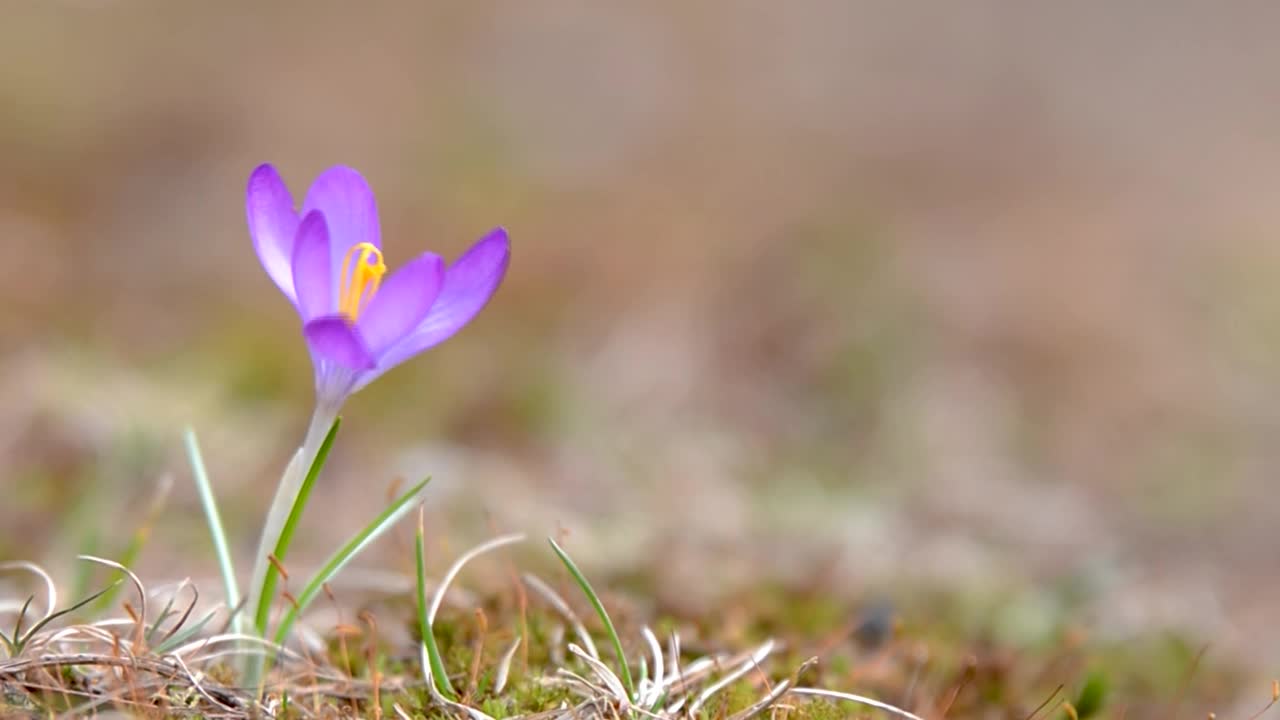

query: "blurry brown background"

left=2, top=0, right=1279, bottom=688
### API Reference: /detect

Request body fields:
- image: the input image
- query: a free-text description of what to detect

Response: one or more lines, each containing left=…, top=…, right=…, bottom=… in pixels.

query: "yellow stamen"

left=338, top=242, right=387, bottom=320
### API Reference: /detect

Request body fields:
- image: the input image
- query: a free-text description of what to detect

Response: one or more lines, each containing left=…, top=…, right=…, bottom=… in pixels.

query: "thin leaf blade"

left=271, top=477, right=430, bottom=649
left=548, top=537, right=635, bottom=701
left=416, top=506, right=457, bottom=700
left=254, top=416, right=341, bottom=636
left=184, top=428, right=242, bottom=635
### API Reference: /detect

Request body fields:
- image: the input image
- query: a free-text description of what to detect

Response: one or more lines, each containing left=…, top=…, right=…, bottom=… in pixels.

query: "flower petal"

left=247, top=164, right=300, bottom=304
left=304, top=315, right=376, bottom=371
left=301, top=166, right=382, bottom=293
left=357, top=252, right=446, bottom=357
left=291, top=211, right=334, bottom=322
left=359, top=227, right=509, bottom=387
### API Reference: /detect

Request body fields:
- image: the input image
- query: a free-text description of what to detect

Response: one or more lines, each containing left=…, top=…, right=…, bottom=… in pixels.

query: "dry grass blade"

left=0, top=561, right=56, bottom=622
left=429, top=533, right=526, bottom=624
left=523, top=698, right=610, bottom=720
left=554, top=666, right=614, bottom=700
left=727, top=678, right=793, bottom=720
left=664, top=654, right=728, bottom=712
left=45, top=623, right=120, bottom=650
left=725, top=654, right=818, bottom=720
left=666, top=631, right=681, bottom=679
left=0, top=652, right=255, bottom=712
left=76, top=555, right=147, bottom=648
left=789, top=686, right=926, bottom=720
left=547, top=622, right=566, bottom=665
left=522, top=572, right=599, bottom=659
left=568, top=642, right=629, bottom=705
left=168, top=631, right=309, bottom=668
left=639, top=626, right=663, bottom=708
left=494, top=634, right=522, bottom=695
left=169, top=652, right=245, bottom=713
left=687, top=639, right=775, bottom=715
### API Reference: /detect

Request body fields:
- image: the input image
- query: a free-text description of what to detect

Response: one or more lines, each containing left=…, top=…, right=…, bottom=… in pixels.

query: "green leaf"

left=416, top=507, right=457, bottom=700
left=153, top=607, right=220, bottom=655
left=271, top=477, right=430, bottom=649
left=184, top=428, right=242, bottom=635
left=145, top=590, right=180, bottom=646
left=548, top=537, right=635, bottom=701
left=254, top=416, right=341, bottom=637
left=13, top=582, right=120, bottom=653
left=10, top=596, right=34, bottom=645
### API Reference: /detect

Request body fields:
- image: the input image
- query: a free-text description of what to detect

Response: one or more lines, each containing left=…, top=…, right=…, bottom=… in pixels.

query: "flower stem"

left=241, top=405, right=339, bottom=687
left=252, top=414, right=341, bottom=636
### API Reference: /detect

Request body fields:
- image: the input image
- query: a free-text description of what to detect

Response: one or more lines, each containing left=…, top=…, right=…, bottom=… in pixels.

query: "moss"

left=467, top=679, right=576, bottom=718
left=694, top=679, right=764, bottom=718
left=796, top=698, right=854, bottom=720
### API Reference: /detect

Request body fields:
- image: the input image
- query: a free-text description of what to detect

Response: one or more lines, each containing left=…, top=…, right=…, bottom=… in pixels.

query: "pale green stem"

left=241, top=403, right=338, bottom=685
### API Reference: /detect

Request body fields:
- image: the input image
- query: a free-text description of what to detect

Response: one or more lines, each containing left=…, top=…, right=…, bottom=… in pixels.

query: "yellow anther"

left=338, top=242, right=387, bottom=320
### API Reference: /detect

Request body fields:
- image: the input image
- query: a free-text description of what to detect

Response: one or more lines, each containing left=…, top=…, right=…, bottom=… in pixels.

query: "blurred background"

left=2, top=0, right=1279, bottom=701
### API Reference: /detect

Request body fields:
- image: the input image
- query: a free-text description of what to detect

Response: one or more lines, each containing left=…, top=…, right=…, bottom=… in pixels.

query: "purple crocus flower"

left=246, top=164, right=510, bottom=413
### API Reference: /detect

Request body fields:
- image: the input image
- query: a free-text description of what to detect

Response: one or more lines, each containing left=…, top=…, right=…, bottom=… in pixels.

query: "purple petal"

left=357, top=252, right=446, bottom=356
left=301, top=166, right=381, bottom=292
left=303, top=315, right=375, bottom=371
left=247, top=164, right=300, bottom=304
left=366, top=227, right=510, bottom=380
left=291, top=211, right=334, bottom=322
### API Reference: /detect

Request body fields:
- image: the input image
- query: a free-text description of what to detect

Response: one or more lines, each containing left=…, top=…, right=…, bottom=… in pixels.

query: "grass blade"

left=0, top=562, right=57, bottom=625
left=153, top=607, right=220, bottom=654
left=146, top=590, right=180, bottom=646
left=147, top=580, right=197, bottom=647
left=416, top=506, right=456, bottom=700
left=494, top=635, right=521, bottom=694
left=547, top=537, right=635, bottom=702
left=15, top=582, right=120, bottom=651
left=11, top=596, right=34, bottom=644
left=522, top=572, right=598, bottom=658
left=429, top=534, right=527, bottom=625
left=245, top=447, right=302, bottom=643
left=417, top=529, right=526, bottom=699
left=254, top=416, right=341, bottom=637
left=184, top=429, right=242, bottom=635
left=271, top=477, right=430, bottom=649
left=787, top=687, right=925, bottom=720
left=689, top=639, right=775, bottom=714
